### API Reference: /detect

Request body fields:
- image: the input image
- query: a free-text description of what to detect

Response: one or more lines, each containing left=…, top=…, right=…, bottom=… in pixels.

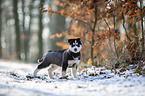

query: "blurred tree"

left=28, top=0, right=35, bottom=33
left=0, top=0, right=2, bottom=58
left=25, top=0, right=35, bottom=62
left=13, top=0, right=21, bottom=60
left=38, top=0, right=45, bottom=59
left=22, top=0, right=28, bottom=61
left=48, top=0, right=66, bottom=50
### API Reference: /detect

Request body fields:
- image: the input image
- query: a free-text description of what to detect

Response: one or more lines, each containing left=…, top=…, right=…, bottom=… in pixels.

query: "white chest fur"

left=68, top=58, right=80, bottom=67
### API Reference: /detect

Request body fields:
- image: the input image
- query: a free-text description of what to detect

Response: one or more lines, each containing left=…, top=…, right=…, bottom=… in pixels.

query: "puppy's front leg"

left=62, top=70, right=66, bottom=77
left=62, top=62, right=68, bottom=77
left=72, top=65, right=77, bottom=78
left=48, top=64, right=58, bottom=79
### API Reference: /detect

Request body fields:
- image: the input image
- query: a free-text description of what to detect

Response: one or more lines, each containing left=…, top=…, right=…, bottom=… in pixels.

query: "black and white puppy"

left=33, top=38, right=82, bottom=79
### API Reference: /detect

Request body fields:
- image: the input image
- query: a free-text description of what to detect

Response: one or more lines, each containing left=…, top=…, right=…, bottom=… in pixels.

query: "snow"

left=0, top=60, right=145, bottom=96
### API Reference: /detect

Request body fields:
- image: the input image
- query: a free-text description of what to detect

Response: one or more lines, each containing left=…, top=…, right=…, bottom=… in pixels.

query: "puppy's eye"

left=71, top=44, right=75, bottom=47
left=77, top=44, right=80, bottom=47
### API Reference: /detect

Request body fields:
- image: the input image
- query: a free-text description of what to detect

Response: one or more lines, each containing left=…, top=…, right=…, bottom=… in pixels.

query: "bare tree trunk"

left=22, top=0, right=25, bottom=35
left=25, top=0, right=35, bottom=62
left=22, top=0, right=28, bottom=61
left=28, top=0, right=35, bottom=33
left=122, top=12, right=132, bottom=42
left=0, top=0, right=2, bottom=58
left=91, top=6, right=97, bottom=66
left=113, top=1, right=118, bottom=58
left=13, top=0, right=21, bottom=60
left=38, top=0, right=45, bottom=59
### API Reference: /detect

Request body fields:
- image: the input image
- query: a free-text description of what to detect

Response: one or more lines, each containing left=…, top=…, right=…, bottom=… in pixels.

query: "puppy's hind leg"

left=33, top=68, right=41, bottom=77
left=48, top=64, right=58, bottom=79
left=71, top=65, right=78, bottom=78
left=33, top=62, right=50, bottom=77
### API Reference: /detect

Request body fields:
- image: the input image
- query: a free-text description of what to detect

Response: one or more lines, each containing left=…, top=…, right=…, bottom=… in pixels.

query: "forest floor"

left=0, top=59, right=145, bottom=96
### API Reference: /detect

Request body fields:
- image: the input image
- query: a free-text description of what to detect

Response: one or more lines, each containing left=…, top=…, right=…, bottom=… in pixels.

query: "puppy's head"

left=68, top=38, right=82, bottom=53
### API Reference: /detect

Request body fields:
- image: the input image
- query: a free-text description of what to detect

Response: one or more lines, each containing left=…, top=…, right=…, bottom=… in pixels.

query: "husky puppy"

left=33, top=38, right=82, bottom=79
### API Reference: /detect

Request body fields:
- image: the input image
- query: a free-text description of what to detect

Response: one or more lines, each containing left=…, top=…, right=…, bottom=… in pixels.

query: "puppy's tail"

left=38, top=58, right=43, bottom=63
left=37, top=52, right=47, bottom=63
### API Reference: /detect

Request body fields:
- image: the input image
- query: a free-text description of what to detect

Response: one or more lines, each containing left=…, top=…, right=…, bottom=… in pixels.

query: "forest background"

left=0, top=0, right=145, bottom=73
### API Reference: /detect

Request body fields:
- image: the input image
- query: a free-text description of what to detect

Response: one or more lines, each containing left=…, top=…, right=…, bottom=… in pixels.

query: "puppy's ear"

left=77, top=38, right=81, bottom=41
left=68, top=39, right=72, bottom=43
left=77, top=38, right=82, bottom=44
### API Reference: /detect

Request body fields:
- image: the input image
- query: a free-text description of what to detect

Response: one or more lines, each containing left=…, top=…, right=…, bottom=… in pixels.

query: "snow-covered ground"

left=0, top=60, right=145, bottom=96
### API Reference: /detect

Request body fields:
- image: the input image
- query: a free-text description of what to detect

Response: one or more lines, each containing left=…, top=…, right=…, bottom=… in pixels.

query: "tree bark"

left=13, top=0, right=21, bottom=60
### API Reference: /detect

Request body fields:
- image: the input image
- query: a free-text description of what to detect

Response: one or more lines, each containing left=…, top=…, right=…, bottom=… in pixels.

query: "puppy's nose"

left=74, top=48, right=77, bottom=51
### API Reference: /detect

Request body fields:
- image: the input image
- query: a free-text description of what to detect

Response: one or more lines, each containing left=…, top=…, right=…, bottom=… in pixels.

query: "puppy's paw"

left=26, top=74, right=39, bottom=80
left=59, top=76, right=68, bottom=79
